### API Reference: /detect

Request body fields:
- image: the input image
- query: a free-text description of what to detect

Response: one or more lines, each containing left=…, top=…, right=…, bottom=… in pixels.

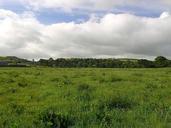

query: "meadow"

left=0, top=68, right=171, bottom=128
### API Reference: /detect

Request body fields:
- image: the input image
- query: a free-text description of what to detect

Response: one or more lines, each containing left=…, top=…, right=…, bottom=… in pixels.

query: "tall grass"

left=0, top=68, right=171, bottom=127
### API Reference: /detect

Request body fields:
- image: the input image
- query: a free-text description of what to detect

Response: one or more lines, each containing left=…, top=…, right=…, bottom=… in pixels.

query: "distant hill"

left=117, top=58, right=138, bottom=62
left=0, top=56, right=31, bottom=67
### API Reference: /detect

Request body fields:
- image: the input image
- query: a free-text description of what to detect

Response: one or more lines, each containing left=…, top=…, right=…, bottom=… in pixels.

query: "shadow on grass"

left=37, top=108, right=74, bottom=128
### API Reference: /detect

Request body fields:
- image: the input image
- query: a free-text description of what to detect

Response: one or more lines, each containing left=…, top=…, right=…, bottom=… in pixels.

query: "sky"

left=0, top=0, right=171, bottom=59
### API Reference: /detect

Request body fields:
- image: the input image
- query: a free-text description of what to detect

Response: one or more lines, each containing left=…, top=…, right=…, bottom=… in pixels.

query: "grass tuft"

left=38, top=108, right=74, bottom=128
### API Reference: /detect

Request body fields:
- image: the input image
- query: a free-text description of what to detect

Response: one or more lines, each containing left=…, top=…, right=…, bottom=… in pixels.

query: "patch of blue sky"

left=35, top=8, right=90, bottom=24
left=0, top=1, right=26, bottom=13
left=113, top=5, right=162, bottom=17
left=0, top=1, right=164, bottom=25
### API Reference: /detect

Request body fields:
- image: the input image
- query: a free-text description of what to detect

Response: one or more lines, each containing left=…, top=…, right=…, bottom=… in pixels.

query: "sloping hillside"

left=0, top=56, right=31, bottom=66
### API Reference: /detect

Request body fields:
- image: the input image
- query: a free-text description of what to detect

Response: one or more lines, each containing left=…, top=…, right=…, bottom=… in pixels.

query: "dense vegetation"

left=0, top=56, right=171, bottom=68
left=0, top=68, right=171, bottom=127
left=38, top=56, right=171, bottom=68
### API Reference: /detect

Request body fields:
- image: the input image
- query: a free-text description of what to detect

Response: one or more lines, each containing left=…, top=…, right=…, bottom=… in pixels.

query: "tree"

left=48, top=58, right=54, bottom=67
left=138, top=59, right=155, bottom=68
left=39, top=59, right=48, bottom=66
left=154, top=56, right=168, bottom=67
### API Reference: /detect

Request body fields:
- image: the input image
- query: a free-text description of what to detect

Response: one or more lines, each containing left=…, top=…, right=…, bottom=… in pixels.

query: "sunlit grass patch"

left=0, top=68, right=171, bottom=128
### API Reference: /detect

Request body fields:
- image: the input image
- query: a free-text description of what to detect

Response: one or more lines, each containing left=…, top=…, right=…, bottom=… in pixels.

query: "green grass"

left=0, top=68, right=171, bottom=128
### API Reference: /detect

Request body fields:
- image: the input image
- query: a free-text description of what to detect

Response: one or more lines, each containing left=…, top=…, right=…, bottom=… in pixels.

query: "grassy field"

left=0, top=68, right=171, bottom=128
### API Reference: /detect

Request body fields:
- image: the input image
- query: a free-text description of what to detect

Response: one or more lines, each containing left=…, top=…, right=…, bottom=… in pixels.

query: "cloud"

left=0, top=9, right=171, bottom=59
left=19, top=0, right=138, bottom=11
left=11, top=0, right=170, bottom=13
left=1, top=0, right=171, bottom=15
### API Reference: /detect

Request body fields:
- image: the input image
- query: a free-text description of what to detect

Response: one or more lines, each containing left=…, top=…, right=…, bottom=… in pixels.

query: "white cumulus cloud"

left=0, top=9, right=171, bottom=59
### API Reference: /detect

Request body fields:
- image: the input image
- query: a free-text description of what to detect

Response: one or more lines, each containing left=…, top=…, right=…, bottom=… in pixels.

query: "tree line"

left=37, top=56, right=171, bottom=68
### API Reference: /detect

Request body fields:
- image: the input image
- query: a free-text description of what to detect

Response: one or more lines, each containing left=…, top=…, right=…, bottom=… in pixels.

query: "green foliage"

left=37, top=56, right=171, bottom=68
left=138, top=59, right=155, bottom=68
left=1, top=56, right=171, bottom=68
left=154, top=56, right=169, bottom=67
